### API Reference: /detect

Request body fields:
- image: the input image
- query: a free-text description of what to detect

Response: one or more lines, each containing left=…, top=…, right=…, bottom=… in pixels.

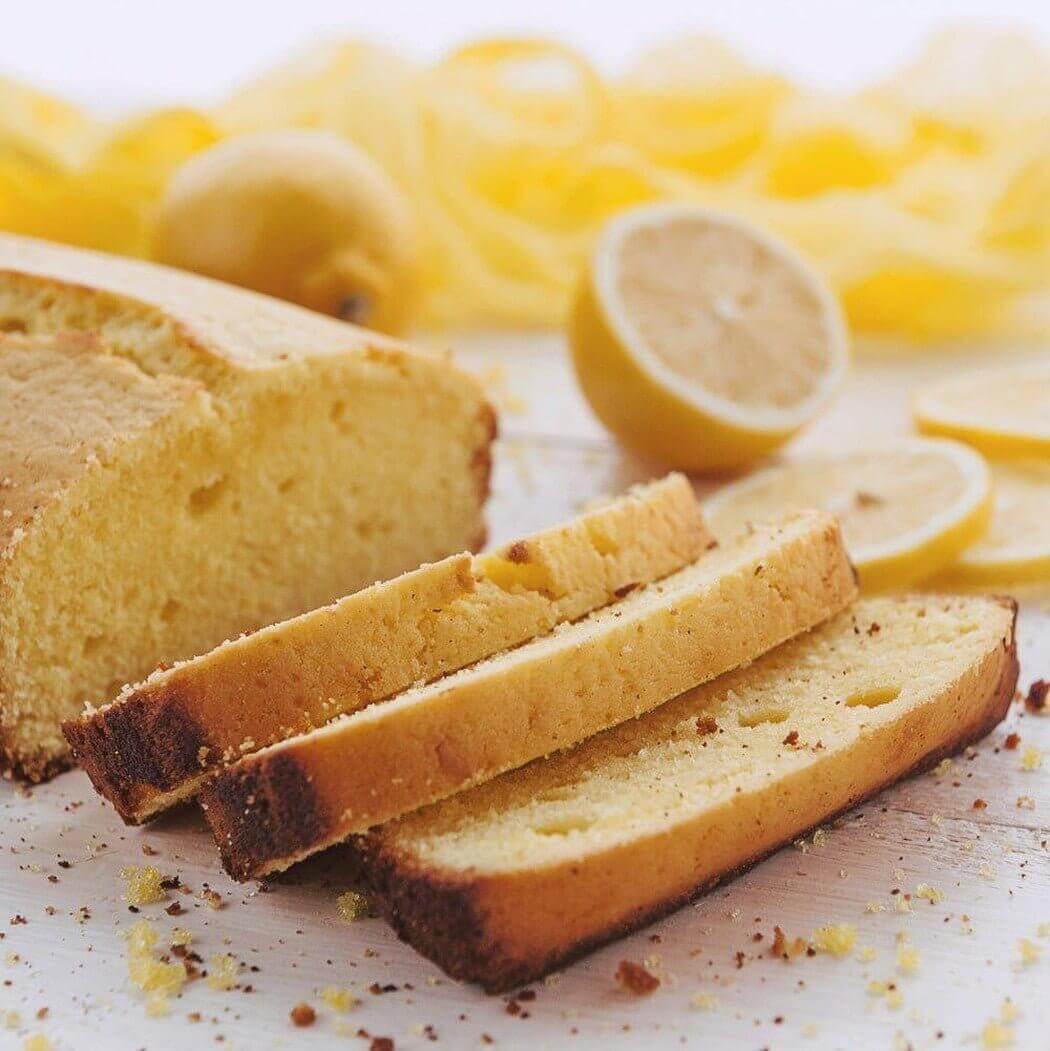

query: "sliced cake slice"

left=201, top=510, right=856, bottom=879
left=352, top=593, right=1018, bottom=993
left=64, top=474, right=709, bottom=823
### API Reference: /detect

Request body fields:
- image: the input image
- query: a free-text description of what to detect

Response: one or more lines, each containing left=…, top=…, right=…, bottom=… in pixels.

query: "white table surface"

left=1, top=334, right=1048, bottom=1050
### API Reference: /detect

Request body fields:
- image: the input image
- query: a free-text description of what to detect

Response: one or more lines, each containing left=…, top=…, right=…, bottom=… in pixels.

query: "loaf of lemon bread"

left=0, top=234, right=494, bottom=781
left=202, top=510, right=856, bottom=880
left=353, top=594, right=1017, bottom=992
left=64, top=475, right=710, bottom=821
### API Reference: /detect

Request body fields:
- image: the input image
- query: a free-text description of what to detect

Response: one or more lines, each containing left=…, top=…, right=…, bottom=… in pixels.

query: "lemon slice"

left=569, top=203, right=849, bottom=471
left=703, top=438, right=991, bottom=590
left=914, top=364, right=1050, bottom=458
left=948, top=460, right=1050, bottom=585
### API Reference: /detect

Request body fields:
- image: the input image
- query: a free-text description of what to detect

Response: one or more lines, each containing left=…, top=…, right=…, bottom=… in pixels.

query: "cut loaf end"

left=0, top=236, right=494, bottom=781
left=354, top=593, right=1017, bottom=992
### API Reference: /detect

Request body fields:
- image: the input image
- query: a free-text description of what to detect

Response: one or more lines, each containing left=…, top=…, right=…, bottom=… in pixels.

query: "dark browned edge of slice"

left=200, top=751, right=336, bottom=881
left=62, top=688, right=214, bottom=823
left=351, top=597, right=1019, bottom=994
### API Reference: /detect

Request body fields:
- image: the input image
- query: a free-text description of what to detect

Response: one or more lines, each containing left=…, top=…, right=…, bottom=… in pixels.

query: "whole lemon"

left=154, top=129, right=418, bottom=333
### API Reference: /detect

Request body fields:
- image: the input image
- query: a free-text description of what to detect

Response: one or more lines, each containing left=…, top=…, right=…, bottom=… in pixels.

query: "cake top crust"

left=0, top=233, right=410, bottom=379
left=0, top=331, right=203, bottom=561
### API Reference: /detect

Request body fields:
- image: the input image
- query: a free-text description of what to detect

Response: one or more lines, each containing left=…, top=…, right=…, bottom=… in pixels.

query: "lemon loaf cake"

left=0, top=235, right=494, bottom=781
left=352, top=593, right=1017, bottom=992
left=65, top=475, right=709, bottom=823
left=202, top=511, right=856, bottom=880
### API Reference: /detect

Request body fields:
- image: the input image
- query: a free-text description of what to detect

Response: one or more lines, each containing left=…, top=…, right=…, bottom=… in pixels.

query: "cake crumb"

left=337, top=890, right=371, bottom=922
left=1024, top=679, right=1047, bottom=713
left=615, top=959, right=660, bottom=995
left=170, top=927, right=192, bottom=947
left=199, top=887, right=223, bottom=910
left=1018, top=938, right=1040, bottom=966
left=120, top=866, right=166, bottom=906
left=206, top=953, right=239, bottom=990
left=811, top=924, right=856, bottom=956
left=1019, top=746, right=1042, bottom=771
left=289, top=1002, right=316, bottom=1027
left=915, top=883, right=943, bottom=904
left=22, top=1037, right=52, bottom=1051
left=867, top=980, right=902, bottom=1009
left=321, top=986, right=359, bottom=1013
left=856, top=946, right=877, bottom=963
left=896, top=945, right=920, bottom=973
left=771, top=926, right=809, bottom=960
left=4, top=1011, right=20, bottom=1029
left=981, top=1021, right=1015, bottom=1048
left=689, top=991, right=718, bottom=1010
left=124, top=919, right=187, bottom=1015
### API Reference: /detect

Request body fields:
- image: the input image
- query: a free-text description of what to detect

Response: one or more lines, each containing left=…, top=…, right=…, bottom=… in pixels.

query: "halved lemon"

left=569, top=203, right=849, bottom=471
left=703, top=438, right=992, bottom=590
left=947, top=460, right=1050, bottom=585
left=914, top=364, right=1050, bottom=459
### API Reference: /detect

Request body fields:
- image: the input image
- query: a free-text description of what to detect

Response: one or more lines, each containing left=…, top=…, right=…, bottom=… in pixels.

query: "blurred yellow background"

left=1, top=25, right=1047, bottom=342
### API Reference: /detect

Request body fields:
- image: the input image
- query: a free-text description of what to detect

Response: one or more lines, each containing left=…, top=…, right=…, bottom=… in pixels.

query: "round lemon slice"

left=914, top=364, right=1050, bottom=459
left=569, top=203, right=849, bottom=471
left=703, top=438, right=992, bottom=590
left=949, top=460, right=1050, bottom=585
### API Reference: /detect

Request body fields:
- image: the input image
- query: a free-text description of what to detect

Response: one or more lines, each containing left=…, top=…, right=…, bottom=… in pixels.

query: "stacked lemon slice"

left=704, top=365, right=1048, bottom=588
left=915, top=366, right=1050, bottom=585
left=704, top=439, right=991, bottom=590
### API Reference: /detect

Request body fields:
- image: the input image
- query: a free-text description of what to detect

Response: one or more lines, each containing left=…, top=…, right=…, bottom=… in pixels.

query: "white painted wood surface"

left=1, top=335, right=1047, bottom=1051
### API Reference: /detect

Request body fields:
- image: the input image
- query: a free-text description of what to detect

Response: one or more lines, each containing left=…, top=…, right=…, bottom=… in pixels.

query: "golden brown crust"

left=0, top=731, right=75, bottom=783
left=202, top=512, right=855, bottom=881
left=353, top=599, right=1018, bottom=993
left=62, top=687, right=212, bottom=823
left=201, top=752, right=335, bottom=880
left=63, top=475, right=703, bottom=818
left=0, top=234, right=404, bottom=375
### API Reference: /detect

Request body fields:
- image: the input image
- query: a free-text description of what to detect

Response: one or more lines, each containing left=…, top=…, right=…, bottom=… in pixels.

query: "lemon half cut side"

left=703, top=437, right=992, bottom=590
left=570, top=203, right=850, bottom=471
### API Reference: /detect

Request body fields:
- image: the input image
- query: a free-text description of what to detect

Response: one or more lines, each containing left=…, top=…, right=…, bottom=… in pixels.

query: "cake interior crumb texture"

left=385, top=595, right=1009, bottom=870
left=358, top=594, right=1016, bottom=990
left=0, top=234, right=493, bottom=780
